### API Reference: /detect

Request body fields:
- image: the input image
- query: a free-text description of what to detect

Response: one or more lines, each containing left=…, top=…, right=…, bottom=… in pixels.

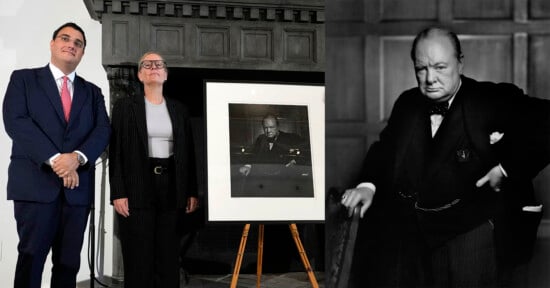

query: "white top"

left=46, top=63, right=88, bottom=165
left=145, top=98, right=174, bottom=158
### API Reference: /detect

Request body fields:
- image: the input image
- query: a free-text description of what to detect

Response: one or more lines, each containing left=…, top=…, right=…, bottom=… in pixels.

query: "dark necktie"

left=428, top=101, right=449, bottom=116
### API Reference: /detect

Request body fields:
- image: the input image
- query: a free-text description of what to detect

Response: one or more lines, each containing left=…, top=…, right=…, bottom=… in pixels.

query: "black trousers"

left=118, top=157, right=181, bottom=288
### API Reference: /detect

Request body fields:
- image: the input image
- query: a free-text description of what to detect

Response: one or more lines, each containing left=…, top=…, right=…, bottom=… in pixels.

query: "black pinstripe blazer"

left=109, top=95, right=197, bottom=208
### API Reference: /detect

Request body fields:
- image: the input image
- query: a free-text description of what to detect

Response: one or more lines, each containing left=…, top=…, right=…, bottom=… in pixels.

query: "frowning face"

left=262, top=117, right=279, bottom=139
left=413, top=34, right=463, bottom=102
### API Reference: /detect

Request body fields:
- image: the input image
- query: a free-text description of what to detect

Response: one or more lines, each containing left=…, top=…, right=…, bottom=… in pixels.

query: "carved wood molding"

left=106, top=66, right=141, bottom=106
left=85, top=0, right=324, bottom=71
left=85, top=0, right=324, bottom=23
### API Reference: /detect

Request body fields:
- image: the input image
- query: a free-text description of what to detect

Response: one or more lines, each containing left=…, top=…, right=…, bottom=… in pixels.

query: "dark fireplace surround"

left=84, top=0, right=325, bottom=278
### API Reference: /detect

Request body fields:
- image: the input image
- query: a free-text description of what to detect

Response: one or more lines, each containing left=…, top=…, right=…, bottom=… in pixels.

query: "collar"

left=48, top=63, right=76, bottom=82
left=446, top=78, right=462, bottom=107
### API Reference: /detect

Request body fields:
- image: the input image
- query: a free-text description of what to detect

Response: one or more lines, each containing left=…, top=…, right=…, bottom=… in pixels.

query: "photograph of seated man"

left=229, top=104, right=313, bottom=197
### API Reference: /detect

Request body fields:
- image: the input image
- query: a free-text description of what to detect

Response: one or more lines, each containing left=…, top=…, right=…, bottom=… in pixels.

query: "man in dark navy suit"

left=3, top=22, right=110, bottom=288
left=340, top=27, right=550, bottom=287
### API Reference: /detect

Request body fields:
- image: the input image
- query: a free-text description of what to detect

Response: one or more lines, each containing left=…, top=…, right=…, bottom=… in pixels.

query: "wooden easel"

left=229, top=223, right=319, bottom=288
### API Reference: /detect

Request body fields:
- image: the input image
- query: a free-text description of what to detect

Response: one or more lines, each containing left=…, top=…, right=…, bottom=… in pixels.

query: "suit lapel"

left=67, top=76, right=89, bottom=127
left=394, top=96, right=431, bottom=177
left=38, top=66, right=66, bottom=124
left=461, top=79, right=494, bottom=164
left=166, top=98, right=180, bottom=147
left=133, top=96, right=149, bottom=152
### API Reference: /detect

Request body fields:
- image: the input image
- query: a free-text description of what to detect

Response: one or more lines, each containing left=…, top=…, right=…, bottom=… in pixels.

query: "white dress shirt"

left=47, top=63, right=88, bottom=165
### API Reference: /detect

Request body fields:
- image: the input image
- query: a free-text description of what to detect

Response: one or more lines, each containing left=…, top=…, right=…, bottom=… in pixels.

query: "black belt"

left=153, top=165, right=169, bottom=175
left=149, top=157, right=173, bottom=175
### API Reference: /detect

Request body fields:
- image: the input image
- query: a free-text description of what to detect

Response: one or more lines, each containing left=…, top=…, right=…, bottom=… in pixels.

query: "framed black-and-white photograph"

left=206, top=81, right=325, bottom=222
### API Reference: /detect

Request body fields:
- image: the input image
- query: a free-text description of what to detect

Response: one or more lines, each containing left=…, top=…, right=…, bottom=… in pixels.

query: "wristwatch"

left=76, top=153, right=85, bottom=165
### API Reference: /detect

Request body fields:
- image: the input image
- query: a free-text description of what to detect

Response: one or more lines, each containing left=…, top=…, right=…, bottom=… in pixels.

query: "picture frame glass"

left=206, top=82, right=325, bottom=222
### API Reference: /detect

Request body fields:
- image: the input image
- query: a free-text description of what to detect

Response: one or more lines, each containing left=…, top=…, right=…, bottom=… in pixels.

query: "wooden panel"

left=283, top=28, right=316, bottom=63
left=514, top=33, right=528, bottom=90
left=326, top=137, right=367, bottom=190
left=380, top=36, right=417, bottom=122
left=197, top=25, right=230, bottom=59
left=150, top=23, right=185, bottom=60
left=104, top=14, right=323, bottom=71
left=326, top=0, right=365, bottom=22
left=112, top=22, right=130, bottom=56
left=112, top=0, right=122, bottom=13
left=459, top=35, right=513, bottom=83
left=453, top=0, right=512, bottom=19
left=102, top=14, right=140, bottom=64
left=529, top=35, right=550, bottom=99
left=530, top=0, right=550, bottom=19
left=325, top=36, right=364, bottom=121
left=380, top=0, right=437, bottom=20
left=364, top=35, right=381, bottom=128
left=241, top=28, right=273, bottom=61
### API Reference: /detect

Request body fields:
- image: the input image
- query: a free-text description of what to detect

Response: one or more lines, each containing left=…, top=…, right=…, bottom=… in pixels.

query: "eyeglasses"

left=57, top=35, right=85, bottom=49
left=140, top=60, right=167, bottom=70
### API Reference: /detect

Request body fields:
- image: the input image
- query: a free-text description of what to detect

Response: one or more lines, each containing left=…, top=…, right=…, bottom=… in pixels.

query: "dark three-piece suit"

left=234, top=130, right=314, bottom=197
left=3, top=65, right=111, bottom=288
left=351, top=76, right=550, bottom=287
left=250, top=130, right=307, bottom=165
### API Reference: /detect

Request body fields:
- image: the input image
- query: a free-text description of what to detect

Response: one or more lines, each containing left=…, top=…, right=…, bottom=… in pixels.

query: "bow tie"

left=428, top=101, right=449, bottom=116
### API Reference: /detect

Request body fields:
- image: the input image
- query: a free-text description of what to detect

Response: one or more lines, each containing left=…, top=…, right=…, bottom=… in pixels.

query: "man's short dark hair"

left=410, top=27, right=462, bottom=62
left=52, top=22, right=87, bottom=48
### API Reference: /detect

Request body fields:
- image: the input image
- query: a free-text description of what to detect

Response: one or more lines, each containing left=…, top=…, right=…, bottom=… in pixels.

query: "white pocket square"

left=522, top=205, right=542, bottom=212
left=489, top=132, right=504, bottom=145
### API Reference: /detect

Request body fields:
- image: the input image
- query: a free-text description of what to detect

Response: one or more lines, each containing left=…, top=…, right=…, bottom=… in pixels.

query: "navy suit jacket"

left=3, top=65, right=111, bottom=206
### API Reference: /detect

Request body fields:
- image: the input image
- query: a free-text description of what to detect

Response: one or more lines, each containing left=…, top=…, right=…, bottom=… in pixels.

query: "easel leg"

left=256, top=224, right=264, bottom=288
left=231, top=224, right=251, bottom=288
left=289, top=224, right=319, bottom=288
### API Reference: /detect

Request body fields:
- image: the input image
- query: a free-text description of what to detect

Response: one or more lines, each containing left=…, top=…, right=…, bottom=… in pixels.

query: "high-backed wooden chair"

left=326, top=188, right=361, bottom=288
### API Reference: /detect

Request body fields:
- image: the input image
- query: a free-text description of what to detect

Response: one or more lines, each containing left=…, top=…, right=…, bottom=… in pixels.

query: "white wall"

left=0, top=0, right=114, bottom=287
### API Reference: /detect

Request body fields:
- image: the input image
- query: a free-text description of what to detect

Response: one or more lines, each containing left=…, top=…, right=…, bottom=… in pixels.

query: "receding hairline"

left=262, top=114, right=279, bottom=126
left=410, top=27, right=463, bottom=62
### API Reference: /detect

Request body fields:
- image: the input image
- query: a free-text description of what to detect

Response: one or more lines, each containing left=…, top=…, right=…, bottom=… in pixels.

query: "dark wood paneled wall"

left=327, top=0, right=550, bottom=286
left=88, top=0, right=324, bottom=72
